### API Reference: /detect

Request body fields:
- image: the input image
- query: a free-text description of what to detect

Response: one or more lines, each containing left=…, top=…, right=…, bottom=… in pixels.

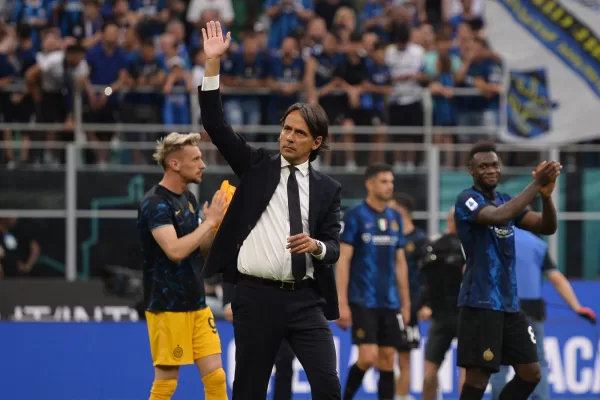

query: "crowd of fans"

left=0, top=0, right=501, bottom=169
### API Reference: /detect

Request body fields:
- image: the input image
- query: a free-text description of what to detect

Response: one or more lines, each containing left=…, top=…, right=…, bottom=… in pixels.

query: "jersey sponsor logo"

left=362, top=234, right=399, bottom=246
left=378, top=218, right=388, bottom=231
left=489, top=225, right=514, bottom=239
left=465, top=197, right=479, bottom=211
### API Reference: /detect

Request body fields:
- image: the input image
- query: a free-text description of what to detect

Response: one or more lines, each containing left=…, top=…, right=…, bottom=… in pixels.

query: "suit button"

left=247, top=225, right=251, bottom=230
left=236, top=244, right=240, bottom=249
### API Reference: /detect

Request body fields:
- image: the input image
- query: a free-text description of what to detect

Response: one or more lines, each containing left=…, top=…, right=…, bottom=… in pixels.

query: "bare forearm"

left=480, top=182, right=541, bottom=225
left=549, top=272, right=581, bottom=312
left=397, top=265, right=410, bottom=309
left=540, top=195, right=558, bottom=233
left=336, top=262, right=350, bottom=305
left=205, top=58, right=220, bottom=78
left=170, top=221, right=217, bottom=261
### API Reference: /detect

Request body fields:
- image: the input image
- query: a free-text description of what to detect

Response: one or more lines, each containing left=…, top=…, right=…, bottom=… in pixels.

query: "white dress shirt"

left=201, top=75, right=326, bottom=281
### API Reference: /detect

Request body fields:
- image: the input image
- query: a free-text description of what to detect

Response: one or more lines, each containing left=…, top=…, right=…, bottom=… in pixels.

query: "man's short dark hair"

left=365, top=163, right=393, bottom=180
left=392, top=193, right=415, bottom=214
left=280, top=103, right=330, bottom=162
left=469, top=140, right=497, bottom=162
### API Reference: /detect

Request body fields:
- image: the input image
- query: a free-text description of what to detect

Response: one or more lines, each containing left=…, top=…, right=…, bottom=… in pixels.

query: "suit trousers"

left=231, top=280, right=341, bottom=399
left=273, top=339, right=295, bottom=400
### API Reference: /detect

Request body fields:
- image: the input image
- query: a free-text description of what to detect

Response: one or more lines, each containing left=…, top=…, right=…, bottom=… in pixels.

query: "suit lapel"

left=263, top=154, right=281, bottom=209
left=309, top=164, right=321, bottom=236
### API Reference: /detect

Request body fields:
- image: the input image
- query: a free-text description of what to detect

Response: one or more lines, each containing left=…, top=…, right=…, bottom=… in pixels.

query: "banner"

left=486, top=0, right=600, bottom=144
left=506, top=68, right=554, bottom=139
left=0, top=281, right=599, bottom=399
left=497, top=0, right=600, bottom=99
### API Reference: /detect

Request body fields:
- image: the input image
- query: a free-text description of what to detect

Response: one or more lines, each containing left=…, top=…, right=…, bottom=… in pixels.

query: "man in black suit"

left=198, top=21, right=343, bottom=399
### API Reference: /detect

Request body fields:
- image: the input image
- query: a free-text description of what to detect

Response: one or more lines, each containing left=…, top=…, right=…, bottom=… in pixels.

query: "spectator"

left=266, top=35, right=305, bottom=125
left=300, top=16, right=326, bottom=59
left=162, top=56, right=192, bottom=126
left=84, top=20, right=129, bottom=166
left=336, top=31, right=370, bottom=169
left=186, top=0, right=234, bottom=28
left=421, top=30, right=461, bottom=167
left=315, top=0, right=350, bottom=30
left=0, top=217, right=40, bottom=279
left=264, top=0, right=314, bottom=50
left=131, top=0, right=169, bottom=38
left=221, top=30, right=268, bottom=141
left=454, top=36, right=502, bottom=164
left=385, top=23, right=425, bottom=171
left=11, top=0, right=49, bottom=50
left=122, top=38, right=166, bottom=164
left=27, top=41, right=89, bottom=165
left=3, top=23, right=37, bottom=166
left=360, top=0, right=391, bottom=41
left=449, top=0, right=479, bottom=38
left=61, top=0, right=103, bottom=50
left=363, top=40, right=391, bottom=164
left=331, top=6, right=356, bottom=52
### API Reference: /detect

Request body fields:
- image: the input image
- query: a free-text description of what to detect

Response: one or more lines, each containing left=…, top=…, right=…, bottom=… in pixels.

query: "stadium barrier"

left=0, top=280, right=598, bottom=399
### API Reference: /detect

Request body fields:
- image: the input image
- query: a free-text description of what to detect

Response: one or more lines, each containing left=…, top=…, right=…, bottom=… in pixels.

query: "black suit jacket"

left=198, top=86, right=342, bottom=320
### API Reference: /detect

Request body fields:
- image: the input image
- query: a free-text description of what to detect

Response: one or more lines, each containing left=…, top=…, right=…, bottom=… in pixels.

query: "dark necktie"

left=287, top=166, right=306, bottom=282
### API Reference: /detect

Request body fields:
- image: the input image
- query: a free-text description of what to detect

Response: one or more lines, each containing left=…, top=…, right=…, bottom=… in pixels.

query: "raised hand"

left=201, top=20, right=231, bottom=59
left=532, top=160, right=562, bottom=192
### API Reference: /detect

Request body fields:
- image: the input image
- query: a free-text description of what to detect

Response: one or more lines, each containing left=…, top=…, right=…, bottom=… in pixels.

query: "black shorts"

left=398, top=311, right=420, bottom=352
left=456, top=307, right=538, bottom=373
left=350, top=305, right=401, bottom=348
left=425, top=314, right=458, bottom=364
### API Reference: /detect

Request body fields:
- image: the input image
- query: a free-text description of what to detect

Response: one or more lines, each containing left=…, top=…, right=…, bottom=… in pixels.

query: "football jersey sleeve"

left=455, top=190, right=488, bottom=223
left=340, top=209, right=359, bottom=246
left=141, top=196, right=173, bottom=230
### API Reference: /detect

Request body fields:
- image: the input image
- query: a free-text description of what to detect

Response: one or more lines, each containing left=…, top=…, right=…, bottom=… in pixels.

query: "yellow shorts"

left=145, top=307, right=222, bottom=366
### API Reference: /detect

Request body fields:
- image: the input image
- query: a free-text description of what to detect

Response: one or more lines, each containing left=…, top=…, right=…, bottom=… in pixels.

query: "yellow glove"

left=213, top=180, right=236, bottom=234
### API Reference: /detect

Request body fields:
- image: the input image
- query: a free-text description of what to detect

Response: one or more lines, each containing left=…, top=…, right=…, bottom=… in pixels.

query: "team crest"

left=405, top=241, right=415, bottom=252
left=391, top=220, right=400, bottom=232
left=483, top=348, right=494, bottom=361
left=189, top=202, right=194, bottom=214
left=378, top=218, right=388, bottom=231
left=173, top=345, right=183, bottom=359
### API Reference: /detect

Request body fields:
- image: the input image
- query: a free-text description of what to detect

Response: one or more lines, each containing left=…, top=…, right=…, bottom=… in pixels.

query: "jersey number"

left=405, top=326, right=420, bottom=343
left=528, top=325, right=536, bottom=344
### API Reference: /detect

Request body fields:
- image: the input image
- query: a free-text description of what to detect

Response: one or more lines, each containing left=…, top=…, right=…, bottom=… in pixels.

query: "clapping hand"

left=532, top=160, right=562, bottom=197
left=201, top=21, right=231, bottom=59
left=203, top=190, right=229, bottom=226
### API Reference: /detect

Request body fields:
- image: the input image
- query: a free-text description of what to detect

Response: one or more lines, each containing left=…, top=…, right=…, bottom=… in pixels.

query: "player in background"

left=137, top=132, right=229, bottom=400
left=489, top=226, right=597, bottom=400
left=454, top=141, right=561, bottom=400
left=388, top=193, right=428, bottom=400
left=336, top=163, right=411, bottom=400
left=420, top=207, right=466, bottom=400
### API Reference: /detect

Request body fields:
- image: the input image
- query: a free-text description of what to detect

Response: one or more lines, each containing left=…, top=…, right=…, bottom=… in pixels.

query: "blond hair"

left=153, top=132, right=202, bottom=168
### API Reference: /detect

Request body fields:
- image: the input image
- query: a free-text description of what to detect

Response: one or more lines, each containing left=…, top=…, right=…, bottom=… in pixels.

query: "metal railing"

left=1, top=141, right=598, bottom=280
left=1, top=76, right=599, bottom=280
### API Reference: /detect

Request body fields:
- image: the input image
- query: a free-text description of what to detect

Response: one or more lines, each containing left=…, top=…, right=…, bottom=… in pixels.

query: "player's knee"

left=516, top=363, right=541, bottom=384
left=357, top=351, right=378, bottom=369
left=150, top=379, right=177, bottom=400
left=423, top=373, right=438, bottom=390
left=377, top=347, right=396, bottom=370
left=464, top=367, right=491, bottom=389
